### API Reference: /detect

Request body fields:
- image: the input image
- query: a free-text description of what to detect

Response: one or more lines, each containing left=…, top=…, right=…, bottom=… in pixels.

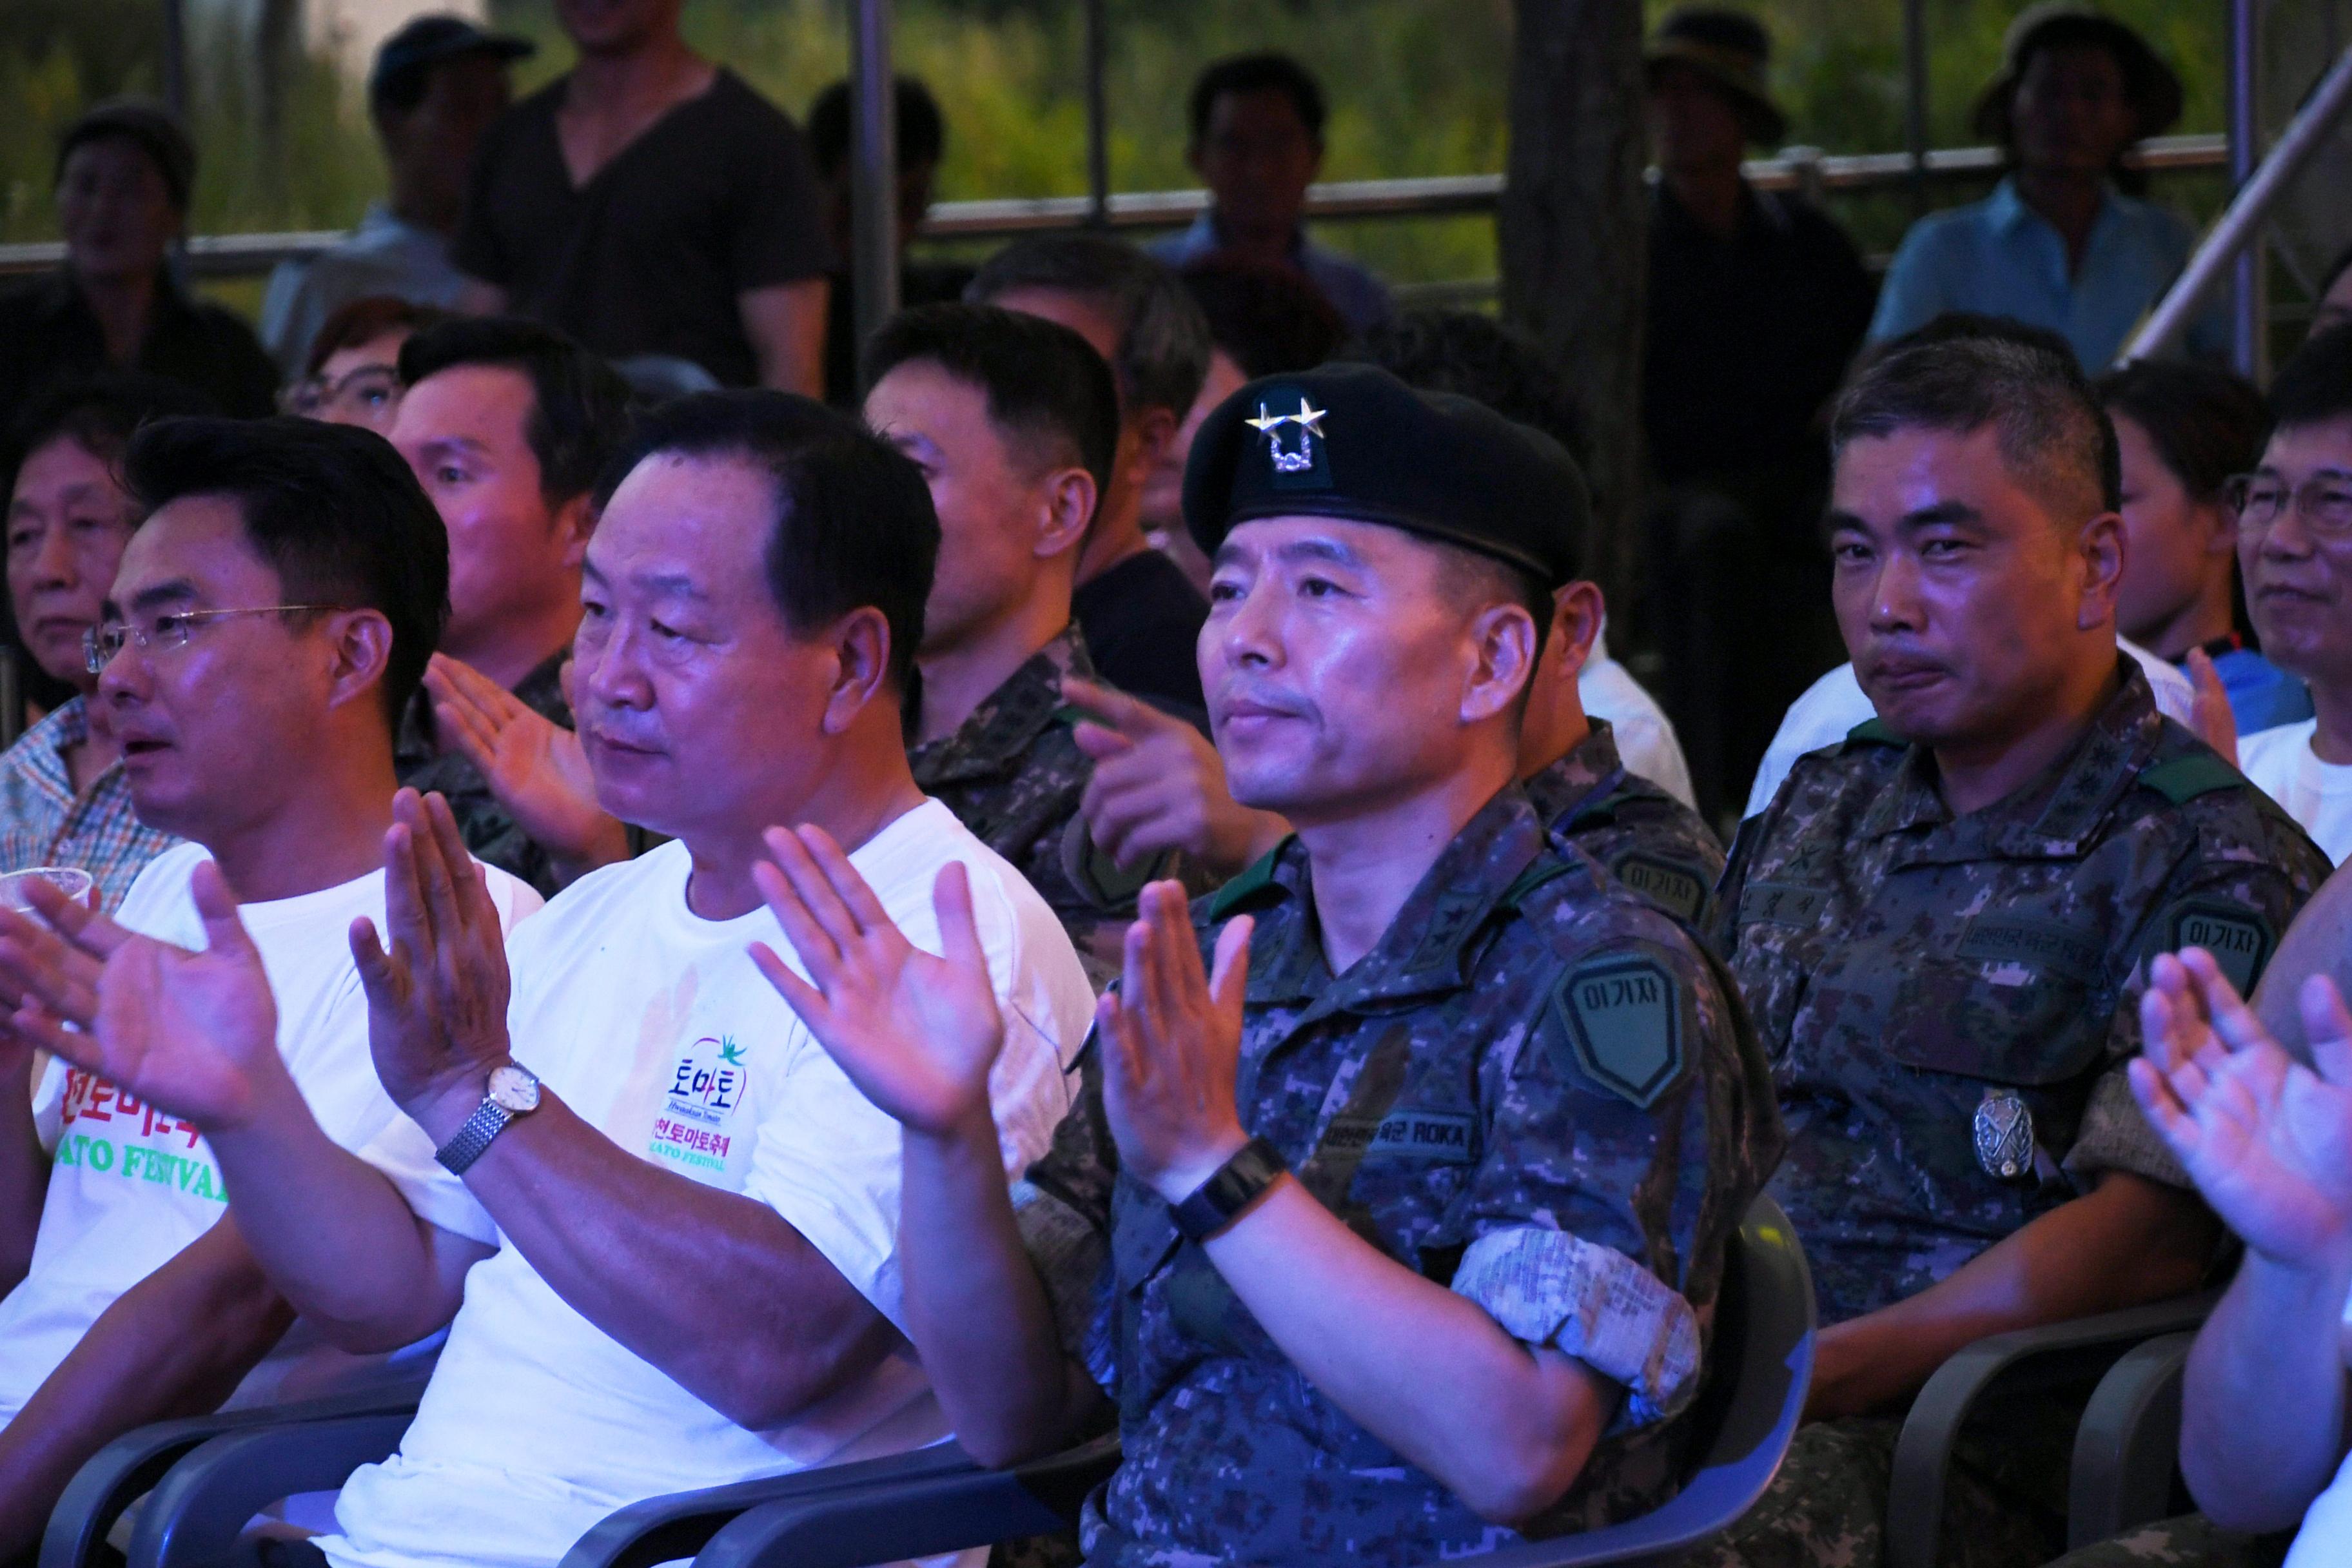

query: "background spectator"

left=2230, top=327, right=2352, bottom=864
left=807, top=75, right=974, bottom=407
left=1146, top=52, right=1391, bottom=333
left=1870, top=5, right=2222, bottom=369
left=281, top=296, right=454, bottom=433
left=259, top=15, right=531, bottom=377
left=969, top=235, right=1212, bottom=715
left=0, top=101, right=275, bottom=434
left=2096, top=359, right=2307, bottom=734
left=0, top=377, right=203, bottom=910
left=2312, top=242, right=2352, bottom=342
left=452, top=0, right=833, bottom=395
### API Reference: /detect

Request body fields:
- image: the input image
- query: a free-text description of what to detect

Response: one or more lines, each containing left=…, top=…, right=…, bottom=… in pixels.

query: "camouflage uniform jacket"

left=910, top=627, right=1161, bottom=981
left=395, top=649, right=572, bottom=899
left=1013, top=786, right=1785, bottom=1567
left=1715, top=665, right=2329, bottom=1327
left=1525, top=719, right=1727, bottom=925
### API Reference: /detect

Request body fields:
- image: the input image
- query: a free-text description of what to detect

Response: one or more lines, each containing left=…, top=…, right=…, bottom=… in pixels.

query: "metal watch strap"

left=433, top=1099, right=514, bottom=1175
left=1171, top=1137, right=1288, bottom=1242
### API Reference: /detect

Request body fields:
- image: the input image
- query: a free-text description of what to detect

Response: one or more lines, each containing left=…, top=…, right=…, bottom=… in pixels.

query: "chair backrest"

left=1460, top=1191, right=1817, bottom=1567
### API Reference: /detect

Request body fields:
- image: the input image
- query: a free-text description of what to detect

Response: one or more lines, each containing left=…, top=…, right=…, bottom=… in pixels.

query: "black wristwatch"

left=1171, top=1137, right=1288, bottom=1242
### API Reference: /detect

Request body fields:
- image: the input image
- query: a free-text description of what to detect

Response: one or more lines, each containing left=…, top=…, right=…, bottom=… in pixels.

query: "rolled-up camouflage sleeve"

left=1449, top=931, right=1755, bottom=1429
left=1012, top=1040, right=1122, bottom=1395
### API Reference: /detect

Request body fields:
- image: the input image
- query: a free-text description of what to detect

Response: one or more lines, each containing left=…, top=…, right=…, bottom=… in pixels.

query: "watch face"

left=487, top=1063, right=541, bottom=1114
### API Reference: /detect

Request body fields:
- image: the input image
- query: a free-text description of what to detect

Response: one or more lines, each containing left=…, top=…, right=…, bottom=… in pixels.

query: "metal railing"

left=0, top=133, right=2230, bottom=283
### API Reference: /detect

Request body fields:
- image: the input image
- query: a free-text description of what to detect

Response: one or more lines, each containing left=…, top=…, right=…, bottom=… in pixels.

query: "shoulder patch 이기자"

left=2164, top=900, right=2274, bottom=995
left=1550, top=956, right=1687, bottom=1109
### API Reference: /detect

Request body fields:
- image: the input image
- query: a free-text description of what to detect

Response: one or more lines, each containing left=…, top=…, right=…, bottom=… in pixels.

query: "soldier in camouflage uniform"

left=867, top=304, right=1171, bottom=980
left=754, top=363, right=1783, bottom=1565
left=1695, top=336, right=2330, bottom=1568
left=384, top=317, right=635, bottom=897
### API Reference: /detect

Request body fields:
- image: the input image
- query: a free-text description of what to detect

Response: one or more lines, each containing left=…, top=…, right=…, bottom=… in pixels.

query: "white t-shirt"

left=0, top=843, right=541, bottom=1426
left=1580, top=631, right=1698, bottom=811
left=1741, top=636, right=2200, bottom=819
left=2237, top=720, right=2352, bottom=867
left=2282, top=1284, right=2352, bottom=1567
left=320, top=800, right=1093, bottom=1568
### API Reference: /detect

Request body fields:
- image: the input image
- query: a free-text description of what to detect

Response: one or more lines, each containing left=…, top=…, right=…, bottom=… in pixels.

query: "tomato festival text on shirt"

left=649, top=1035, right=749, bottom=1175
left=57, top=1067, right=224, bottom=1202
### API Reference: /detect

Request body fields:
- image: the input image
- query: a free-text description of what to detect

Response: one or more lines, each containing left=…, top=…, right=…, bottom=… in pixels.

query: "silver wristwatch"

left=433, top=1063, right=542, bottom=1175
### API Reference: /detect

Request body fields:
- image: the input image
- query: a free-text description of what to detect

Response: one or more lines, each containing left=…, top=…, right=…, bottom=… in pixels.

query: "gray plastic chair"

left=580, top=1192, right=1814, bottom=1568
left=38, top=1378, right=427, bottom=1568
left=1883, top=1293, right=2219, bottom=1568
left=54, top=1195, right=1811, bottom=1568
left=2065, top=1329, right=2199, bottom=1550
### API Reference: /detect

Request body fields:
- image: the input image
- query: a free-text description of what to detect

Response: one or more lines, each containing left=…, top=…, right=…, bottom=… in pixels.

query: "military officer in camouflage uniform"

left=752, top=363, right=1783, bottom=1565
left=1696, top=336, right=2330, bottom=1568
left=865, top=304, right=1175, bottom=980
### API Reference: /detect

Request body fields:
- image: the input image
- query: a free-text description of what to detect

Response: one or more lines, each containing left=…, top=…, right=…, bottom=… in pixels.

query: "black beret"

left=1181, top=362, right=1590, bottom=590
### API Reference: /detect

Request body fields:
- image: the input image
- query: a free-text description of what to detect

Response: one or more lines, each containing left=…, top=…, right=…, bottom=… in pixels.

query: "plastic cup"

left=0, top=867, right=93, bottom=912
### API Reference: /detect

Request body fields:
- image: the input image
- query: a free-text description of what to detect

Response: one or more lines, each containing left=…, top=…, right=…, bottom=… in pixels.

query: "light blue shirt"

left=1147, top=211, right=1393, bottom=334
left=1868, top=177, right=2227, bottom=369
left=259, top=205, right=472, bottom=373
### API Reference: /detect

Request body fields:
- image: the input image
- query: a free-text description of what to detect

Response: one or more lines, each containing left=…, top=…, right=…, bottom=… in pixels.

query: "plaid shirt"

left=0, top=698, right=179, bottom=911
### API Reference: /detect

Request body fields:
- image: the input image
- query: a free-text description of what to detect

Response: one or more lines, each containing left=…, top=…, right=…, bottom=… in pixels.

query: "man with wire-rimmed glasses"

left=2231, top=327, right=2352, bottom=866
left=0, top=416, right=540, bottom=1554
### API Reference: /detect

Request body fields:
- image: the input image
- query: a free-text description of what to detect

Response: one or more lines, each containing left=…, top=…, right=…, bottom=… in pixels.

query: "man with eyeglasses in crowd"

left=2228, top=327, right=2352, bottom=865
left=0, top=416, right=538, bottom=1554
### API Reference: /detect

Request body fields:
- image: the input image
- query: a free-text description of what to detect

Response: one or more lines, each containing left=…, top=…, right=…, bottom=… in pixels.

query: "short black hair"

left=306, top=295, right=454, bottom=378
left=1177, top=259, right=1347, bottom=379
left=1832, top=334, right=2121, bottom=517
left=1187, top=52, right=1327, bottom=147
left=4, top=373, right=214, bottom=502
left=1343, top=309, right=1591, bottom=470
left=966, top=235, right=1211, bottom=419
left=806, top=76, right=946, bottom=181
left=121, top=417, right=450, bottom=732
left=2095, top=360, right=2269, bottom=503
left=2268, top=324, right=2352, bottom=433
left=863, top=303, right=1119, bottom=501
left=399, top=317, right=634, bottom=508
left=595, top=392, right=937, bottom=694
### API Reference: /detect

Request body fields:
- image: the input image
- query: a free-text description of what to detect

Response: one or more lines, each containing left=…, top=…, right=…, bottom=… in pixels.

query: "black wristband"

left=1171, top=1137, right=1288, bottom=1242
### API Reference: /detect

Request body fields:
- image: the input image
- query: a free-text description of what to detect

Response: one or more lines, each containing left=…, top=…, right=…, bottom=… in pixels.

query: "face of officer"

left=1829, top=422, right=2123, bottom=763
left=1201, top=514, right=1536, bottom=827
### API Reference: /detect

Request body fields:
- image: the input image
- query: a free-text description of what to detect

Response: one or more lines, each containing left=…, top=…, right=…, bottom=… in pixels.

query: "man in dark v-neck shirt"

left=451, top=0, right=832, bottom=394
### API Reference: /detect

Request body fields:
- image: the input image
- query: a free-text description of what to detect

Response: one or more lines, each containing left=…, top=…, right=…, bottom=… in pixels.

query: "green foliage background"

left=0, top=0, right=2240, bottom=315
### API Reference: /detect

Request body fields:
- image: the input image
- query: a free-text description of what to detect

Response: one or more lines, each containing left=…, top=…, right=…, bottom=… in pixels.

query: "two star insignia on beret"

left=1246, top=397, right=1328, bottom=476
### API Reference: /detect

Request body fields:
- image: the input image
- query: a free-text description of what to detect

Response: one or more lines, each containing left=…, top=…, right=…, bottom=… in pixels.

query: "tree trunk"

left=1499, top=0, right=1649, bottom=607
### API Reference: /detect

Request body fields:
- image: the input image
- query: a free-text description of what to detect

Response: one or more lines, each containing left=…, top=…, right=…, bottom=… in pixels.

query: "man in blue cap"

left=260, top=15, right=534, bottom=373
left=750, top=362, right=1784, bottom=1564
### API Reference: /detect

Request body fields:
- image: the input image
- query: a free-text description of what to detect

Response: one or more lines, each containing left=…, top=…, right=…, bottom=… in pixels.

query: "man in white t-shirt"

left=2228, top=329, right=2352, bottom=865
left=14, top=392, right=1094, bottom=1568
left=0, top=416, right=538, bottom=1554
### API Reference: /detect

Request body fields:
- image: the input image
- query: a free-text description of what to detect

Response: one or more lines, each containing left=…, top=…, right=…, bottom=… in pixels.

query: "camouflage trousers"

left=1676, top=1415, right=2064, bottom=1568
left=2039, top=1516, right=2291, bottom=1568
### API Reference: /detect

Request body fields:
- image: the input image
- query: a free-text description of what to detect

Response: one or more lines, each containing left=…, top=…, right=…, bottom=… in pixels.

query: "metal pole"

left=2228, top=0, right=2265, bottom=377
left=2125, top=44, right=2352, bottom=362
left=161, top=0, right=187, bottom=119
left=849, top=0, right=899, bottom=362
left=1902, top=0, right=1930, bottom=215
left=1083, top=0, right=1110, bottom=228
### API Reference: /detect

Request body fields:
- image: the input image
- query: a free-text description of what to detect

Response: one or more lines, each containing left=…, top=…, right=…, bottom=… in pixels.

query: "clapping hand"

left=749, top=825, right=1006, bottom=1139
left=348, top=790, right=515, bottom=1142
left=1096, top=881, right=1254, bottom=1204
left=3, top=863, right=288, bottom=1132
left=1068, top=677, right=1289, bottom=880
left=2133, top=948, right=2352, bottom=1269
left=424, top=654, right=629, bottom=876
left=2184, top=647, right=2240, bottom=767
